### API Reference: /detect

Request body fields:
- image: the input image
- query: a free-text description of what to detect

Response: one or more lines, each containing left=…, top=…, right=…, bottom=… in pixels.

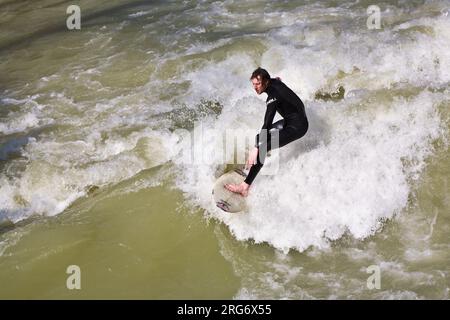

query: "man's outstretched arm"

left=255, top=99, right=278, bottom=148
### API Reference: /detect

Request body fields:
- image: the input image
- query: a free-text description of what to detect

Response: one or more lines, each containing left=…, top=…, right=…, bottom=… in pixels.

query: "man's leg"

left=225, top=120, right=308, bottom=196
left=243, top=120, right=285, bottom=185
left=244, top=126, right=304, bottom=185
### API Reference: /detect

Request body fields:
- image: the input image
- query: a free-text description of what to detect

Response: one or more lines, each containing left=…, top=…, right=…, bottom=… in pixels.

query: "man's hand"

left=246, top=147, right=259, bottom=170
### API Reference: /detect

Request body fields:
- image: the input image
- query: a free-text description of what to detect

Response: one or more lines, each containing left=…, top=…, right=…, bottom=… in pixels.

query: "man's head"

left=250, top=67, right=270, bottom=95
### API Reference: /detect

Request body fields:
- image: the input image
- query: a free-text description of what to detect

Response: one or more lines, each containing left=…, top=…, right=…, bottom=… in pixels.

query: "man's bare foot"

left=225, top=182, right=250, bottom=197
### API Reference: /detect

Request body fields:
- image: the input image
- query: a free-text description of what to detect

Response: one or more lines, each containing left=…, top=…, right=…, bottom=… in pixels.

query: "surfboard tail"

left=216, top=200, right=231, bottom=212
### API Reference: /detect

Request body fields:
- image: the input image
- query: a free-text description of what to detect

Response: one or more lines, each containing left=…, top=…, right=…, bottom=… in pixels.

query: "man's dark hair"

left=250, top=67, right=271, bottom=82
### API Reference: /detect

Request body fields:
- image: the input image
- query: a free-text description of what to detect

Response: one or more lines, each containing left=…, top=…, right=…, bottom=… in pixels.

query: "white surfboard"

left=212, top=169, right=248, bottom=213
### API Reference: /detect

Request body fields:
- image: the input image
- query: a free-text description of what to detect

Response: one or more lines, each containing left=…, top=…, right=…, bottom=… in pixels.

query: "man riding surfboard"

left=225, top=67, right=309, bottom=197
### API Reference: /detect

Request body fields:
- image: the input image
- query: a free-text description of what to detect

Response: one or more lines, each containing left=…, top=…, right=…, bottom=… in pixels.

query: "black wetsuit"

left=244, top=78, right=309, bottom=185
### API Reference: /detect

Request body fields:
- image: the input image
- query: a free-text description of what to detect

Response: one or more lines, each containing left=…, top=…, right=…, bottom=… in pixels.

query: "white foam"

left=200, top=90, right=441, bottom=251
left=171, top=0, right=449, bottom=252
left=128, top=10, right=152, bottom=18
left=373, top=290, right=421, bottom=300
left=0, top=112, right=40, bottom=135
left=0, top=95, right=49, bottom=135
left=0, top=127, right=177, bottom=223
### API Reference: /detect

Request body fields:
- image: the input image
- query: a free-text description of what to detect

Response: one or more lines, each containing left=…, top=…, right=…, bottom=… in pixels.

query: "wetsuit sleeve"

left=255, top=99, right=278, bottom=148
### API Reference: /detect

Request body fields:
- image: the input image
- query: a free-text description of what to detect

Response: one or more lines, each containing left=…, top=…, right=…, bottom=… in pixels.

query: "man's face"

left=251, top=76, right=267, bottom=95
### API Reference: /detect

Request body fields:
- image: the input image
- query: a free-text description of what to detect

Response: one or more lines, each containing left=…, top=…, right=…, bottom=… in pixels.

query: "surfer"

left=225, top=67, right=309, bottom=197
